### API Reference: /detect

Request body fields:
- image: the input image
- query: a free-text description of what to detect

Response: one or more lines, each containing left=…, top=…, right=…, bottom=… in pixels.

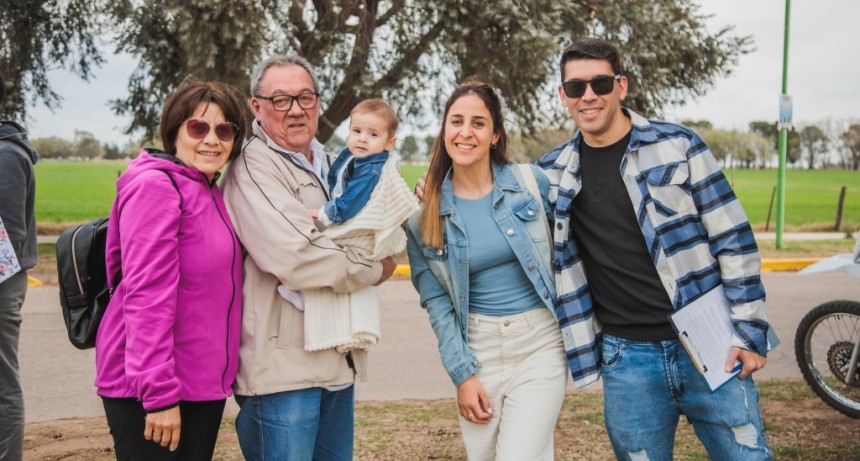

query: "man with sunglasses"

left=221, top=55, right=397, bottom=461
left=538, top=38, right=773, bottom=459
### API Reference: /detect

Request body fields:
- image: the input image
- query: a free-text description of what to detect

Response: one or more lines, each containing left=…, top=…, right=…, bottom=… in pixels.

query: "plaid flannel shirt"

left=538, top=109, right=770, bottom=388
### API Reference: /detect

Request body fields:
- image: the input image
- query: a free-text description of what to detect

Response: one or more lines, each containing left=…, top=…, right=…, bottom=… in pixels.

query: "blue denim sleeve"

left=406, top=220, right=480, bottom=386
left=323, top=155, right=385, bottom=223
left=530, top=164, right=554, bottom=226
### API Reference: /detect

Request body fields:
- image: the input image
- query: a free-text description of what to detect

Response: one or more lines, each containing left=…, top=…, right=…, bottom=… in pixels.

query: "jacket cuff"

left=145, top=401, right=180, bottom=414
left=449, top=356, right=482, bottom=387
left=732, top=319, right=770, bottom=357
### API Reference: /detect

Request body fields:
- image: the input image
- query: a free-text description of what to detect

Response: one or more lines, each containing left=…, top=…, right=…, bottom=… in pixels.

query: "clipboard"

left=669, top=285, right=777, bottom=392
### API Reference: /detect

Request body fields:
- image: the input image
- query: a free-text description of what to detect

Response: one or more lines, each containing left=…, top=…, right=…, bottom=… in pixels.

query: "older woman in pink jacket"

left=95, top=81, right=247, bottom=461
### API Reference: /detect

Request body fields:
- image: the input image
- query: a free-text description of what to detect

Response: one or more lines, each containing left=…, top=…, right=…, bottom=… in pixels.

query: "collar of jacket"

left=438, top=160, right=523, bottom=216
left=144, top=148, right=221, bottom=186
left=569, top=108, right=655, bottom=157
left=251, top=120, right=327, bottom=163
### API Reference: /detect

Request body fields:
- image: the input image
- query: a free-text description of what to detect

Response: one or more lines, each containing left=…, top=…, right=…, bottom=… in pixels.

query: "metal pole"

left=776, top=0, right=791, bottom=249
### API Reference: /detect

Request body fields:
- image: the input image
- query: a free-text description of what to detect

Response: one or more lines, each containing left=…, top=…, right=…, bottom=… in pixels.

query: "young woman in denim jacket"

left=406, top=80, right=567, bottom=460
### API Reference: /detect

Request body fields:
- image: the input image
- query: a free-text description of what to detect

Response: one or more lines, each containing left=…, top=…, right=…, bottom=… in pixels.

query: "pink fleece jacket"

left=95, top=150, right=242, bottom=411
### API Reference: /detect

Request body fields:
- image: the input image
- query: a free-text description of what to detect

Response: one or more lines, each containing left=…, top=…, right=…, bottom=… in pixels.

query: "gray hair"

left=249, top=54, right=320, bottom=96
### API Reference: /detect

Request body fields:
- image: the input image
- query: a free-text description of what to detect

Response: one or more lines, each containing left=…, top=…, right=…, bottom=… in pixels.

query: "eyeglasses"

left=183, top=119, right=239, bottom=142
left=561, top=75, right=621, bottom=98
left=253, top=92, right=319, bottom=112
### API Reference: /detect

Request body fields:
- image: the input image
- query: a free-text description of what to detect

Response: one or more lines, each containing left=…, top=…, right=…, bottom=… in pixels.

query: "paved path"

left=19, top=273, right=860, bottom=422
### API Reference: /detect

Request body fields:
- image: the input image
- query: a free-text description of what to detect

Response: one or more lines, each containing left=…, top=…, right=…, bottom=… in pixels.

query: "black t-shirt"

left=570, top=131, right=676, bottom=341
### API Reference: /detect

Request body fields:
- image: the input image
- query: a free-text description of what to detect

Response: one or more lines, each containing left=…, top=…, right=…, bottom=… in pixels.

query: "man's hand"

left=374, top=256, right=397, bottom=285
left=457, top=376, right=493, bottom=424
left=415, top=172, right=427, bottom=203
left=144, top=406, right=181, bottom=451
left=725, top=346, right=767, bottom=379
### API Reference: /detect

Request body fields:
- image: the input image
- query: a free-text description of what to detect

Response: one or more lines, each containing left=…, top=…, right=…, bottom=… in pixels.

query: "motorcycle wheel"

left=795, top=300, right=860, bottom=419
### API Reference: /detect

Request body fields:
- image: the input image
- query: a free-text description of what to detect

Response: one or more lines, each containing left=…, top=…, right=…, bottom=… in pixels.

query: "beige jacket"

left=221, top=122, right=382, bottom=396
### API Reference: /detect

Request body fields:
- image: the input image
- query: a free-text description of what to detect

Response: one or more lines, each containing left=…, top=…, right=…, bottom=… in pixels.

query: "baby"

left=285, top=99, right=419, bottom=356
left=312, top=99, right=399, bottom=227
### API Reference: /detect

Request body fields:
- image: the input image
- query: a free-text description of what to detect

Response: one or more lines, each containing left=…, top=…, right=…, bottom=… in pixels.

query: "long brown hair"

left=420, top=80, right=510, bottom=248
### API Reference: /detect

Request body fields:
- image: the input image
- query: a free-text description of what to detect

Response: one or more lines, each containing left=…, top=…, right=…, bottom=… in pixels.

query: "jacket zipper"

left=212, top=185, right=237, bottom=397
left=257, top=134, right=332, bottom=201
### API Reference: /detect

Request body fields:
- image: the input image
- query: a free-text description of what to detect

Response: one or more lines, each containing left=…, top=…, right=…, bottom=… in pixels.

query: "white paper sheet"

left=670, top=286, right=742, bottom=391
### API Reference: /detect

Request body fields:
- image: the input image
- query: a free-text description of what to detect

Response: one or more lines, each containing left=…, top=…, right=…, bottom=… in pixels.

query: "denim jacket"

left=321, top=147, right=389, bottom=225
left=406, top=162, right=556, bottom=386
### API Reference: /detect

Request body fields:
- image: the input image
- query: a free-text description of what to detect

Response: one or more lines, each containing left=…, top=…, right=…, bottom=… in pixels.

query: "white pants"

left=460, top=308, right=568, bottom=461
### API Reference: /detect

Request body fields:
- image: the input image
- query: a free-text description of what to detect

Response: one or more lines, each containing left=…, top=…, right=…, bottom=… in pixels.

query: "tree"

left=680, top=119, right=713, bottom=134
left=103, top=142, right=124, bottom=160
left=423, top=134, right=435, bottom=156
left=0, top=0, right=103, bottom=120
left=748, top=120, right=800, bottom=165
left=799, top=125, right=829, bottom=170
left=840, top=124, right=860, bottom=170
left=30, top=136, right=72, bottom=159
left=73, top=130, right=103, bottom=160
left=107, top=0, right=751, bottom=142
left=399, top=134, right=421, bottom=163
left=510, top=129, right=572, bottom=163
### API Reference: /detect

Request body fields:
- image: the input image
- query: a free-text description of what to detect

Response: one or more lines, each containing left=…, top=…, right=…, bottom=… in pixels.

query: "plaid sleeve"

left=685, top=133, right=769, bottom=355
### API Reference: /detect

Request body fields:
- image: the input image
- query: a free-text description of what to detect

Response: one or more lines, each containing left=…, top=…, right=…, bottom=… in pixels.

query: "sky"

left=25, top=0, right=860, bottom=144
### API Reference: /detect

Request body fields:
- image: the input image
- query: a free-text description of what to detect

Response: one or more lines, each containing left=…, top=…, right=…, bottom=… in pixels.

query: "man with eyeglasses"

left=221, top=55, right=397, bottom=461
left=536, top=37, right=773, bottom=459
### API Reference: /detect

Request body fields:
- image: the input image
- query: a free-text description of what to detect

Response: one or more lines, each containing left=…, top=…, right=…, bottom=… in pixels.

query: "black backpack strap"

left=111, top=169, right=183, bottom=290
left=161, top=170, right=183, bottom=210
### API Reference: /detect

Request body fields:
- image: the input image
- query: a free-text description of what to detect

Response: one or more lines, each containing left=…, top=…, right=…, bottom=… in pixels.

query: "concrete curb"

left=394, top=258, right=821, bottom=277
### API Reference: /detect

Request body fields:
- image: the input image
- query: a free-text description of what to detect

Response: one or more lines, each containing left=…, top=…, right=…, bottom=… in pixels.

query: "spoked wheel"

left=795, top=300, right=860, bottom=418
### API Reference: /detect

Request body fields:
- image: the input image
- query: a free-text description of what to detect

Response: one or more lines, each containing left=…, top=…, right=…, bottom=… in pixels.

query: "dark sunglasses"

left=183, top=119, right=239, bottom=142
left=562, top=75, right=621, bottom=98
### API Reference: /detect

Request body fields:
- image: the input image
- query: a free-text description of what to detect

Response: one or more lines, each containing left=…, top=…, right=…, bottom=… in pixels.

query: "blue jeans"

left=601, top=334, right=772, bottom=461
left=235, top=385, right=355, bottom=461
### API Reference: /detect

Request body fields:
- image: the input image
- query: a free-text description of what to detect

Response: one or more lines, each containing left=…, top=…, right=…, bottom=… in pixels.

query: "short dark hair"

left=559, top=38, right=623, bottom=81
left=159, top=81, right=250, bottom=160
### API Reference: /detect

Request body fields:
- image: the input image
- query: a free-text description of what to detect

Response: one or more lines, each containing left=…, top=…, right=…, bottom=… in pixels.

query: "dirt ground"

left=22, top=380, right=860, bottom=461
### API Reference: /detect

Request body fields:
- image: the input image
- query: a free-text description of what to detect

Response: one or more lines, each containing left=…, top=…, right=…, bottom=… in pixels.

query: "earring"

left=491, top=143, right=497, bottom=150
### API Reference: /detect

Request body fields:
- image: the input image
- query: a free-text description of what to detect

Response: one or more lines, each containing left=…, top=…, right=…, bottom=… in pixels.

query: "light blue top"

left=406, top=162, right=556, bottom=386
left=453, top=192, right=545, bottom=316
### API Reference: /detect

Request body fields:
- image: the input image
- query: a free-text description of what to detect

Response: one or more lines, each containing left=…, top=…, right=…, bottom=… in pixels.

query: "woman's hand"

left=144, top=406, right=181, bottom=450
left=457, top=376, right=493, bottom=424
left=415, top=172, right=427, bottom=203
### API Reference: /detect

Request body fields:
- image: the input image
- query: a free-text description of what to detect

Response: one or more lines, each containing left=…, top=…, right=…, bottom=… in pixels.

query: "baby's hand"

left=309, top=209, right=319, bottom=219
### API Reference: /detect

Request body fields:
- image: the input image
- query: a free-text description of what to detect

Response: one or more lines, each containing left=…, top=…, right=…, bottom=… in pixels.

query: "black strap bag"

left=56, top=170, right=180, bottom=349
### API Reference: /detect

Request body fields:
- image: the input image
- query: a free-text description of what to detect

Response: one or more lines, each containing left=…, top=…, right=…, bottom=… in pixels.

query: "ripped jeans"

left=601, top=334, right=772, bottom=461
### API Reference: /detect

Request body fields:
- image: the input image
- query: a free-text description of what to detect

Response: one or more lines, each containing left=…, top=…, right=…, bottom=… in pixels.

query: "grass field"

left=723, top=168, right=860, bottom=231
left=34, top=161, right=859, bottom=230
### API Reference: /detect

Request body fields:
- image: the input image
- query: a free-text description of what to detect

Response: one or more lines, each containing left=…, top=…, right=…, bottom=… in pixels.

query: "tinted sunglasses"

left=183, top=119, right=239, bottom=142
left=561, top=75, right=621, bottom=98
